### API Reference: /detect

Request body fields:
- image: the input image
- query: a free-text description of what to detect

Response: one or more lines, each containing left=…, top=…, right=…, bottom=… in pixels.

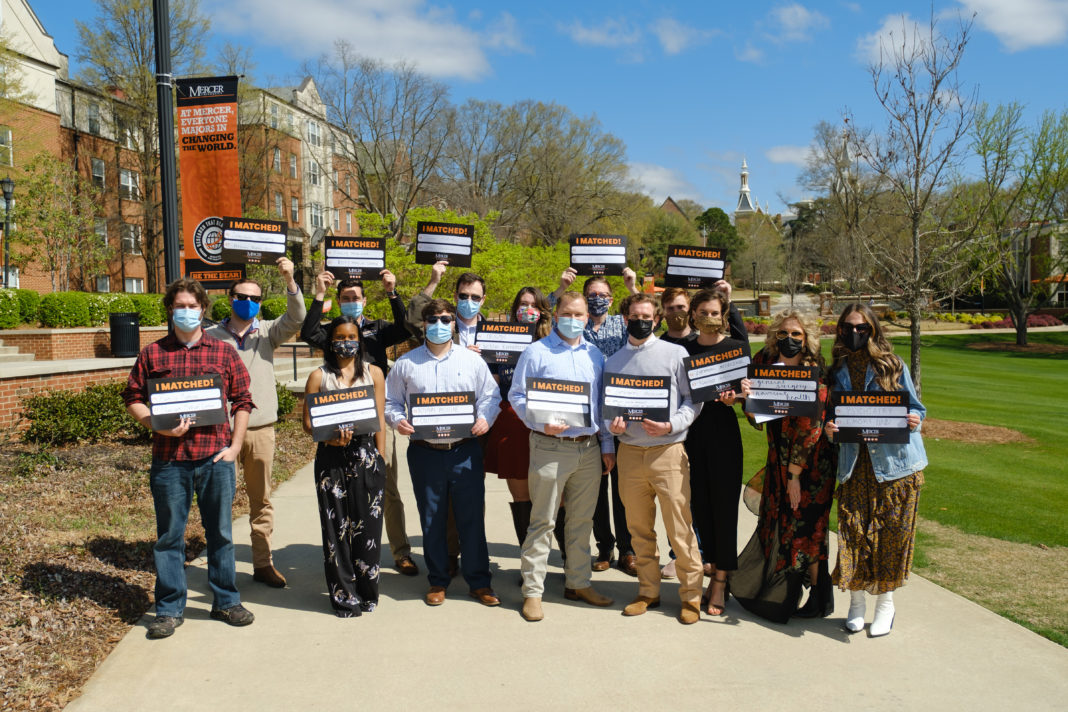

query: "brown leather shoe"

left=521, top=597, right=544, bottom=621
left=468, top=587, right=500, bottom=607
left=622, top=595, right=661, bottom=616
left=252, top=565, right=287, bottom=588
left=395, top=555, right=419, bottom=576
left=425, top=586, right=446, bottom=606
left=679, top=601, right=701, bottom=625
left=564, top=587, right=614, bottom=607
left=447, top=555, right=460, bottom=578
left=592, top=551, right=612, bottom=572
left=618, top=554, right=638, bottom=577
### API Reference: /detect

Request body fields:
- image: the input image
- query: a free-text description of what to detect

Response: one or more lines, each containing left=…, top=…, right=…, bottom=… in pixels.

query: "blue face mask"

left=557, top=317, right=586, bottom=339
left=587, top=295, right=611, bottom=316
left=172, top=307, right=202, bottom=332
left=425, top=321, right=453, bottom=344
left=231, top=298, right=259, bottom=321
left=340, top=301, right=364, bottom=319
left=457, top=297, right=482, bottom=319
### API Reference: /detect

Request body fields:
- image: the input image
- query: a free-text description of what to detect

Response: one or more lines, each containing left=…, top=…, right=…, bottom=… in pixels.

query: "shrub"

left=305, top=295, right=340, bottom=320
left=211, top=296, right=232, bottom=321
left=39, top=292, right=91, bottom=327
left=14, top=288, right=40, bottom=323
left=276, top=381, right=298, bottom=418
left=86, top=293, right=136, bottom=326
left=130, top=293, right=166, bottom=326
left=260, top=296, right=287, bottom=321
left=0, top=289, right=19, bottom=329
left=21, top=381, right=145, bottom=445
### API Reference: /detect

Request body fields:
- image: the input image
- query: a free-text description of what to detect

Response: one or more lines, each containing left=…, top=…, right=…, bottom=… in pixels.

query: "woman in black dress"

left=683, top=288, right=750, bottom=615
left=302, top=316, right=387, bottom=617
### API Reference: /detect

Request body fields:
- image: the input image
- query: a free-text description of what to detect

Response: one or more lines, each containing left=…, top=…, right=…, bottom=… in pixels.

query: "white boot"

left=845, top=590, right=866, bottom=632
left=870, top=591, right=895, bottom=637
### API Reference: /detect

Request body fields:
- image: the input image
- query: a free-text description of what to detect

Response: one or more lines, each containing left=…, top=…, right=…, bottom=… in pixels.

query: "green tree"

left=639, top=210, right=700, bottom=276
left=694, top=207, right=745, bottom=260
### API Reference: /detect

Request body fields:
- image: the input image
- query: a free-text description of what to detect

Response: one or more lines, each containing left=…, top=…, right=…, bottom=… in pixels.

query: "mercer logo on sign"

left=189, top=84, right=224, bottom=97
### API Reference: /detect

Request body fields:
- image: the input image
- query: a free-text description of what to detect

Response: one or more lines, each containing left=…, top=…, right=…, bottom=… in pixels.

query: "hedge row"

left=0, top=289, right=168, bottom=328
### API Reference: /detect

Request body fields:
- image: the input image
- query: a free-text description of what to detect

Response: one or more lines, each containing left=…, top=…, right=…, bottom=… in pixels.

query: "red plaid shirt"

left=124, top=332, right=255, bottom=461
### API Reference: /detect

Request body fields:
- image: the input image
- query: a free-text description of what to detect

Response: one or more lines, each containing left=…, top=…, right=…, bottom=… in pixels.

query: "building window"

left=91, top=158, right=106, bottom=190
left=346, top=211, right=352, bottom=234
left=121, top=223, right=142, bottom=255
left=94, top=218, right=107, bottom=245
left=287, top=111, right=293, bottom=129
left=96, top=275, right=110, bottom=292
left=116, top=119, right=136, bottom=150
left=0, top=127, right=12, bottom=167
left=290, top=197, right=298, bottom=223
left=289, top=153, right=297, bottom=178
left=333, top=208, right=340, bottom=231
left=310, top=203, right=324, bottom=229
left=270, top=103, right=278, bottom=129
left=124, top=277, right=144, bottom=294
left=88, top=102, right=101, bottom=135
left=274, top=192, right=283, bottom=219
left=3, top=266, right=18, bottom=288
left=332, top=169, right=338, bottom=186
left=119, top=169, right=140, bottom=200
left=346, top=174, right=351, bottom=195
left=308, top=161, right=320, bottom=186
left=272, top=147, right=281, bottom=172
left=307, top=121, right=321, bottom=147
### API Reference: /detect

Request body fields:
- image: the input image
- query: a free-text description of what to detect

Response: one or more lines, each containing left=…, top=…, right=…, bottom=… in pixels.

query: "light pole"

left=752, top=261, right=757, bottom=300
left=2, top=178, right=13, bottom=289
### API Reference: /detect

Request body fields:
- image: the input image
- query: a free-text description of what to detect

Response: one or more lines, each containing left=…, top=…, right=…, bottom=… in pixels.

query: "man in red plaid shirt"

left=124, top=278, right=256, bottom=639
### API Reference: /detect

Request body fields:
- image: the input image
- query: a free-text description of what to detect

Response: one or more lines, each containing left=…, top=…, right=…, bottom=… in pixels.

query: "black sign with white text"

left=664, top=245, right=727, bottom=288
left=324, top=236, right=386, bottom=280
left=475, top=322, right=537, bottom=366
left=603, top=372, right=670, bottom=422
left=415, top=222, right=474, bottom=267
left=525, top=378, right=592, bottom=428
left=685, top=339, right=750, bottom=403
left=220, top=217, right=288, bottom=265
left=409, top=391, right=476, bottom=440
left=832, top=391, right=910, bottom=444
left=743, top=364, right=820, bottom=419
left=570, top=234, right=627, bottom=276
left=307, top=385, right=380, bottom=442
left=147, top=374, right=226, bottom=430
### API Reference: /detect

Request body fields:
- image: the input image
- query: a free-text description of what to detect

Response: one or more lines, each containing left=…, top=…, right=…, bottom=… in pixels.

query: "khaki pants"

left=239, top=424, right=276, bottom=568
left=617, top=441, right=702, bottom=604
left=382, top=426, right=412, bottom=560
left=520, top=433, right=602, bottom=597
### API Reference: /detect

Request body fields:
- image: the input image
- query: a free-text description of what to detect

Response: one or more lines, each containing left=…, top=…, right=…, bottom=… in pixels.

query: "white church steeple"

left=735, top=158, right=756, bottom=214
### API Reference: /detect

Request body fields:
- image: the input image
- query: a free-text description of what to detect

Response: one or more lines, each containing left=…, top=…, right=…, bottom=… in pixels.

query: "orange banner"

left=176, top=76, right=243, bottom=288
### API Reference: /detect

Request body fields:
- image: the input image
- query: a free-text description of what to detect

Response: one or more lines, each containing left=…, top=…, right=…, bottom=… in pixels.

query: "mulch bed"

left=0, top=415, right=311, bottom=711
left=966, top=341, right=1068, bottom=354
left=923, top=418, right=1035, bottom=445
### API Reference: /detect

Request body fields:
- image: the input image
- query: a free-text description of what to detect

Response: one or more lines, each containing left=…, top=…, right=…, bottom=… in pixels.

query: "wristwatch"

left=386, top=290, right=398, bottom=298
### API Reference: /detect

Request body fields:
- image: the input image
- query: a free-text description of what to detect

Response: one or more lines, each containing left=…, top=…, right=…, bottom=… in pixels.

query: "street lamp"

left=752, top=261, right=757, bottom=300
left=1, top=178, right=13, bottom=289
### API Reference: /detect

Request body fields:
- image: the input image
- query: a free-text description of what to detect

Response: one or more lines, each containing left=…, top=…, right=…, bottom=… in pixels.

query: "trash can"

left=109, top=312, right=140, bottom=357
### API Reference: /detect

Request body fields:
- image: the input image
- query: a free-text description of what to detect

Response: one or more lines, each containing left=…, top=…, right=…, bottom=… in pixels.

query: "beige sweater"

left=206, top=289, right=306, bottom=428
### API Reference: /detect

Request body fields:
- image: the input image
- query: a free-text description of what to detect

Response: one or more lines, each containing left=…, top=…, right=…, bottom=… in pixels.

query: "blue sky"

left=34, top=0, right=1068, bottom=216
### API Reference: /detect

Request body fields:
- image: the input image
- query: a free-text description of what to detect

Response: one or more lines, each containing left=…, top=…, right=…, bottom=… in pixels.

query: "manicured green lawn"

left=734, top=331, right=1067, bottom=548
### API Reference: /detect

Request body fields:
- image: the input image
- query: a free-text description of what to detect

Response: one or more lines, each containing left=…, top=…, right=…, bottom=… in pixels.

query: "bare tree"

left=217, top=43, right=278, bottom=214
left=308, top=43, right=452, bottom=238
left=847, top=12, right=980, bottom=392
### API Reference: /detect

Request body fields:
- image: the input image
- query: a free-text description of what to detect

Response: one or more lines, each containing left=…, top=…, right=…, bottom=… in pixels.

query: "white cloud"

left=652, top=17, right=716, bottom=54
left=958, top=0, right=1068, bottom=51
left=735, top=42, right=765, bottom=63
left=208, top=0, right=502, bottom=80
left=856, top=13, right=927, bottom=65
left=628, top=162, right=703, bottom=203
left=766, top=3, right=830, bottom=42
left=560, top=18, right=642, bottom=48
left=765, top=144, right=812, bottom=166
left=485, top=12, right=530, bottom=53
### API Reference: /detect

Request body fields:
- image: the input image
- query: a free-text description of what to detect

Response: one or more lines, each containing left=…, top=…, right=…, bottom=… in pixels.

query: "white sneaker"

left=870, top=592, right=895, bottom=637
left=660, top=559, right=677, bottom=579
left=845, top=590, right=866, bottom=633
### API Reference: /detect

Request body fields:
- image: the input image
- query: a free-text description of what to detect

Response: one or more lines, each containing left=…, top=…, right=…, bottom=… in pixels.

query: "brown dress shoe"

left=252, top=565, right=287, bottom=588
left=395, top=555, right=419, bottom=576
left=425, top=586, right=446, bottom=606
left=521, top=597, right=544, bottom=621
left=564, top=587, right=614, bottom=607
left=469, top=587, right=501, bottom=607
left=592, top=551, right=612, bottom=572
left=618, top=554, right=638, bottom=577
left=622, top=595, right=661, bottom=616
left=447, top=555, right=460, bottom=578
left=679, top=601, right=701, bottom=625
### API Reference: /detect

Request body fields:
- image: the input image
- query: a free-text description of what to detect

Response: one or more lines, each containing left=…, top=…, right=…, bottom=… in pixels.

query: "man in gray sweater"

left=604, top=293, right=703, bottom=624
left=206, top=257, right=306, bottom=588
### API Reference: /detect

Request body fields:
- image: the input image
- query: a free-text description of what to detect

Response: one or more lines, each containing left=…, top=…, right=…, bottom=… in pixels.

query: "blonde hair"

left=765, top=310, right=824, bottom=368
left=831, top=303, right=903, bottom=391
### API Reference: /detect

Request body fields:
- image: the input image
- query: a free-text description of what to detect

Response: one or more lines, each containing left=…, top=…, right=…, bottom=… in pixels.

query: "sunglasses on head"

left=426, top=315, right=454, bottom=325
left=232, top=293, right=263, bottom=303
left=457, top=294, right=483, bottom=303
left=776, top=329, right=805, bottom=339
left=841, top=323, right=873, bottom=335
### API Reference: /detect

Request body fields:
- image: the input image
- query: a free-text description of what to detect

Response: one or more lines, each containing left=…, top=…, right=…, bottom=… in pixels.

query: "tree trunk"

left=909, top=300, right=922, bottom=396
left=1013, top=304, right=1029, bottom=346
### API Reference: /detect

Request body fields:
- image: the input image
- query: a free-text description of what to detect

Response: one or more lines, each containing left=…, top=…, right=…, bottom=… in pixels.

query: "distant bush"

left=260, top=296, right=287, bottom=321
left=276, top=381, right=298, bottom=418
left=39, top=292, right=91, bottom=327
left=129, top=294, right=166, bottom=326
left=972, top=313, right=1064, bottom=329
left=86, top=293, right=136, bottom=326
left=0, top=289, right=19, bottom=329
left=14, top=288, right=40, bottom=323
left=211, top=296, right=232, bottom=322
left=21, top=382, right=144, bottom=445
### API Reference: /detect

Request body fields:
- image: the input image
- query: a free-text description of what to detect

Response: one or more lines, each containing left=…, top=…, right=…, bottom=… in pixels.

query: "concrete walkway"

left=67, top=435, right=1067, bottom=711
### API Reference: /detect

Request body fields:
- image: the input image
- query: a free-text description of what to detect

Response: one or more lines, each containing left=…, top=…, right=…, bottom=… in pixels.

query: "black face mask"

left=627, top=319, right=655, bottom=340
left=841, top=323, right=872, bottom=352
left=777, top=337, right=804, bottom=358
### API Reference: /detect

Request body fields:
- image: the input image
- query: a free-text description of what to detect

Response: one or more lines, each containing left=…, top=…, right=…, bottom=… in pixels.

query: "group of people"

left=123, top=255, right=927, bottom=639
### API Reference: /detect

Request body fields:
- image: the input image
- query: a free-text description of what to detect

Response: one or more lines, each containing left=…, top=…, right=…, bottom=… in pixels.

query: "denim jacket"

left=831, top=359, right=928, bottom=483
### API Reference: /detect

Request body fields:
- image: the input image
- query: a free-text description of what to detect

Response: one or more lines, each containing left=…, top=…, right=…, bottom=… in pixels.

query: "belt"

left=533, top=431, right=594, bottom=443
left=411, top=438, right=474, bottom=451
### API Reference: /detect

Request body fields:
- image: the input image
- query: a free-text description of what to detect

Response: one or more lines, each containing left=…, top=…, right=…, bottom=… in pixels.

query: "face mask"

left=556, top=316, right=586, bottom=339
left=777, top=337, right=804, bottom=358
left=665, top=312, right=688, bottom=332
left=844, top=330, right=870, bottom=352
left=340, top=301, right=364, bottom=319
left=425, top=321, right=453, bottom=344
left=586, top=295, right=611, bottom=316
left=516, top=305, right=540, bottom=323
left=172, top=307, right=202, bottom=332
left=457, top=298, right=482, bottom=320
left=231, top=298, right=259, bottom=321
left=694, top=315, right=724, bottom=335
left=331, top=340, right=360, bottom=358
left=627, top=319, right=655, bottom=341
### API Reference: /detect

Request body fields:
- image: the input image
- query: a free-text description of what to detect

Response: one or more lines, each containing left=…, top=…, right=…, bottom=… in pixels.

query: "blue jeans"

left=407, top=440, right=491, bottom=590
left=149, top=456, right=240, bottom=616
